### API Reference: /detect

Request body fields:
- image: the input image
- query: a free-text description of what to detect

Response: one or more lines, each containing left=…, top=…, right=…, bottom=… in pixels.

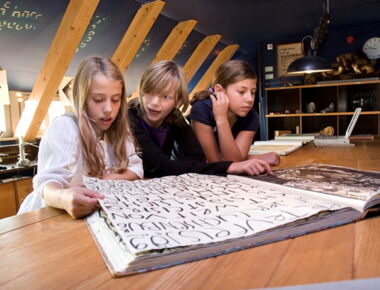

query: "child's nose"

left=103, top=100, right=112, bottom=113
left=246, top=92, right=254, bottom=103
left=151, top=96, right=161, bottom=105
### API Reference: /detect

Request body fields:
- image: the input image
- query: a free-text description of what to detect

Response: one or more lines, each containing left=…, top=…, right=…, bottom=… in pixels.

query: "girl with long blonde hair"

left=19, top=56, right=143, bottom=218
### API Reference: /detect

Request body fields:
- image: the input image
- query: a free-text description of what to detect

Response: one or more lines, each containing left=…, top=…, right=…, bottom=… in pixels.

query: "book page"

left=84, top=173, right=353, bottom=255
left=252, top=164, right=380, bottom=201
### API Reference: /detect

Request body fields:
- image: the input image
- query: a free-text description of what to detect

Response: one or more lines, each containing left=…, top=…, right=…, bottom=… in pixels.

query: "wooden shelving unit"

left=265, top=79, right=380, bottom=139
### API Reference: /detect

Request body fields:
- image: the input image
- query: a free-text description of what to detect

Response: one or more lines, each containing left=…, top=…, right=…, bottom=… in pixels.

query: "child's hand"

left=227, top=158, right=272, bottom=176
left=210, top=89, right=229, bottom=123
left=249, top=152, right=280, bottom=166
left=62, top=186, right=104, bottom=219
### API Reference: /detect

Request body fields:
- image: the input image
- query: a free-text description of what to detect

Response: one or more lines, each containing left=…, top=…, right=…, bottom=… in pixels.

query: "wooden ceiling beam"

left=189, top=44, right=239, bottom=100
left=183, top=34, right=221, bottom=83
left=151, top=19, right=197, bottom=65
left=16, top=0, right=100, bottom=141
left=112, top=0, right=165, bottom=72
left=131, top=19, right=197, bottom=98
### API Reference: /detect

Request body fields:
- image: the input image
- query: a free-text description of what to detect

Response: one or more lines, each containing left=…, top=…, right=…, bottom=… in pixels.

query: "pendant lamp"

left=287, top=36, right=332, bottom=75
left=287, top=0, right=332, bottom=75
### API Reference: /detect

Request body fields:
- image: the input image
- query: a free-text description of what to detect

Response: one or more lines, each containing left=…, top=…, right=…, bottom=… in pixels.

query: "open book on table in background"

left=249, top=140, right=303, bottom=156
left=85, top=164, right=380, bottom=277
left=274, top=133, right=318, bottom=144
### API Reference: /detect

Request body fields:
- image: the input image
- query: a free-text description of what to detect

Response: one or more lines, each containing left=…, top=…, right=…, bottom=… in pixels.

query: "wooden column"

left=189, top=44, right=239, bottom=100
left=112, top=0, right=165, bottom=72
left=0, top=69, right=10, bottom=105
left=183, top=34, right=221, bottom=83
left=0, top=69, right=10, bottom=136
left=16, top=0, right=100, bottom=141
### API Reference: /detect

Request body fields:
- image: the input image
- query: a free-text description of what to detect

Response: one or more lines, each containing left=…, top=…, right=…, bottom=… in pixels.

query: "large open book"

left=249, top=140, right=303, bottom=156
left=85, top=164, right=380, bottom=277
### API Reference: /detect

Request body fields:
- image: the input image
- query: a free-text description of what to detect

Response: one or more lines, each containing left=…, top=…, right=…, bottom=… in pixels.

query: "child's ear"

left=214, top=84, right=224, bottom=93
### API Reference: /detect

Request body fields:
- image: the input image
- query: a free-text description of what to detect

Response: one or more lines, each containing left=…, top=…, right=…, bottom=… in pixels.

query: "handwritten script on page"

left=84, top=174, right=346, bottom=255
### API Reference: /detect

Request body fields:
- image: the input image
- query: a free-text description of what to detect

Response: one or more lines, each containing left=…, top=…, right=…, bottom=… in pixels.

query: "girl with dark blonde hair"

left=19, top=56, right=143, bottom=218
left=189, top=59, right=279, bottom=165
left=128, top=60, right=272, bottom=178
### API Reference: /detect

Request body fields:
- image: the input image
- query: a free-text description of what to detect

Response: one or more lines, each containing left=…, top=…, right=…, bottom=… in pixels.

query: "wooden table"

left=1, top=139, right=380, bottom=289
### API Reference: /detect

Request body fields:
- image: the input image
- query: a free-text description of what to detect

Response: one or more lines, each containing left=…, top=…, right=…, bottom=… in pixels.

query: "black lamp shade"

left=287, top=55, right=332, bottom=75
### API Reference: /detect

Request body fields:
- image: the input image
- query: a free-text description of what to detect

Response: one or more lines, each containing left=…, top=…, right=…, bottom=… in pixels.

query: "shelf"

left=264, top=79, right=380, bottom=139
left=266, top=111, right=380, bottom=118
left=265, top=79, right=380, bottom=91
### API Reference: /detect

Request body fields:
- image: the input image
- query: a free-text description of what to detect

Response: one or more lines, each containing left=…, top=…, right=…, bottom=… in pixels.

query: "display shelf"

left=265, top=80, right=380, bottom=139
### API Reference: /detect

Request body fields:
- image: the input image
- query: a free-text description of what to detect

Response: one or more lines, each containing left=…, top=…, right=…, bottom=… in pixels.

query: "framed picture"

left=276, top=42, right=304, bottom=77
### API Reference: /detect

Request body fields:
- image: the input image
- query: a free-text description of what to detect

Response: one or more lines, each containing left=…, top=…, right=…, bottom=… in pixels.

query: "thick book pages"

left=274, top=133, right=318, bottom=143
left=249, top=140, right=303, bottom=156
left=85, top=164, right=380, bottom=277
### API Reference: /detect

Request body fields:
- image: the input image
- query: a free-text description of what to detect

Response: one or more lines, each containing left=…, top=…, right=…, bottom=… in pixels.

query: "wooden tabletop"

left=1, top=139, right=380, bottom=289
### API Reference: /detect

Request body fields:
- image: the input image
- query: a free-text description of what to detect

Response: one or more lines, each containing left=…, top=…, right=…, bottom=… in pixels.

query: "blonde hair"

left=71, top=56, right=133, bottom=177
left=137, top=60, right=189, bottom=115
left=191, top=59, right=257, bottom=104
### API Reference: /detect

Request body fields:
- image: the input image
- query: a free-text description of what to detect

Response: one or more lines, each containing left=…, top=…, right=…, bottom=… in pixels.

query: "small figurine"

left=320, top=126, right=335, bottom=136
left=307, top=102, right=316, bottom=113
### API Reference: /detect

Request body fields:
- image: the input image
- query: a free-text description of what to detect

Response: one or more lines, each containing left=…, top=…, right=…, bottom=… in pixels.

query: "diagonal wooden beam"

left=189, top=44, right=239, bottom=100
left=151, top=19, right=197, bottom=65
left=183, top=34, right=221, bottom=83
left=16, top=0, right=100, bottom=141
left=130, top=19, right=197, bottom=98
left=112, top=0, right=165, bottom=72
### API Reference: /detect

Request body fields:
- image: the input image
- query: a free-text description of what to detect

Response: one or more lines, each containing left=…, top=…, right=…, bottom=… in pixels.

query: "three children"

left=19, top=57, right=276, bottom=218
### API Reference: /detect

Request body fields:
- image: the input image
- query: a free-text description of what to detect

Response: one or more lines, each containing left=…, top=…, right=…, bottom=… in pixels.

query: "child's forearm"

left=42, top=182, right=67, bottom=210
left=103, top=169, right=140, bottom=181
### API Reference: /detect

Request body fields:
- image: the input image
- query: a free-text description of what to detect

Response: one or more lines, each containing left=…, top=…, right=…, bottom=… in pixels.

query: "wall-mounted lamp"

left=287, top=0, right=332, bottom=75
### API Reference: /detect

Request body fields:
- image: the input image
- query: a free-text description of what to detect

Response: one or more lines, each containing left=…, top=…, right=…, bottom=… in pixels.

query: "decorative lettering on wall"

left=76, top=14, right=106, bottom=52
left=176, top=40, right=188, bottom=56
left=135, top=38, right=151, bottom=59
left=0, top=1, right=43, bottom=32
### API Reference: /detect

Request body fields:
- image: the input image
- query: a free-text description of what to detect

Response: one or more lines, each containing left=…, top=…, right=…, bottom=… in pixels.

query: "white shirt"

left=18, top=114, right=143, bottom=214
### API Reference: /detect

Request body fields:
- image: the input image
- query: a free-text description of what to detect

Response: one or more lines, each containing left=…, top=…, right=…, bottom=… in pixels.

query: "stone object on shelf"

left=320, top=102, right=334, bottom=113
left=307, top=102, right=316, bottom=113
